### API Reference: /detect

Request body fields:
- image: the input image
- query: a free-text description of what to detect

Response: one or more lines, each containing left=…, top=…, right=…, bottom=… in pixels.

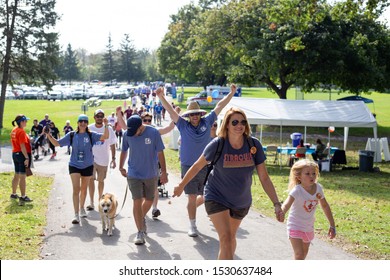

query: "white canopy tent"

left=220, top=98, right=377, bottom=150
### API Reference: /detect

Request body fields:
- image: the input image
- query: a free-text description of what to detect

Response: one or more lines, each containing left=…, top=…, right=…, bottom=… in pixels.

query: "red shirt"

left=11, top=127, right=32, bottom=153
left=296, top=144, right=305, bottom=158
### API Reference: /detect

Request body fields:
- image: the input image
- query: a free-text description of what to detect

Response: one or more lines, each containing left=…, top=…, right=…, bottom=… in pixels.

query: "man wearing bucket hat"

left=119, top=115, right=168, bottom=245
left=156, top=84, right=237, bottom=237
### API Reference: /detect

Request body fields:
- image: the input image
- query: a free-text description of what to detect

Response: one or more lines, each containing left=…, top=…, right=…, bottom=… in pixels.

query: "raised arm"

left=213, top=84, right=237, bottom=116
left=158, top=121, right=175, bottom=135
left=116, top=106, right=127, bottom=130
left=156, top=87, right=179, bottom=123
left=99, top=118, right=109, bottom=141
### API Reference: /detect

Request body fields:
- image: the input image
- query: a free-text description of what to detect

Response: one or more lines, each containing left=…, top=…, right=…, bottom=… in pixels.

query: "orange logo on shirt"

left=303, top=200, right=318, bottom=212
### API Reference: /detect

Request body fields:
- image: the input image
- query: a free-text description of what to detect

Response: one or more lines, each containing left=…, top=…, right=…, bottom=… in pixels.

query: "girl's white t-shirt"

left=287, top=183, right=325, bottom=232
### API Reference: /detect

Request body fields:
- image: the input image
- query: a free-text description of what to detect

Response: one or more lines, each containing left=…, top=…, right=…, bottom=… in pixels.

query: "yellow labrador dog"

left=98, top=193, right=118, bottom=236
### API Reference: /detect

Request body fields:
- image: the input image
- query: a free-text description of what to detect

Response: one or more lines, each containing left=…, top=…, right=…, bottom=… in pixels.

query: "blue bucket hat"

left=77, top=114, right=89, bottom=122
left=127, top=115, right=142, bottom=137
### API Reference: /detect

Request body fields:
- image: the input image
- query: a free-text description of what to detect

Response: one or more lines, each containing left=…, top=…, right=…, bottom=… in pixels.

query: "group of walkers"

left=10, top=84, right=336, bottom=260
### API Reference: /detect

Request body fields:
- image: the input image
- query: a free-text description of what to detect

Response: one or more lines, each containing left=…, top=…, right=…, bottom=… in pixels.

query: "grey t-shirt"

left=203, top=136, right=266, bottom=209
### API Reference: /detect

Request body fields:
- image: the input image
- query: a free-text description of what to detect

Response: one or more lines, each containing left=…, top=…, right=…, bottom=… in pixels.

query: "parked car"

left=71, top=88, right=90, bottom=100
left=47, top=90, right=64, bottom=101
left=94, top=88, right=112, bottom=99
left=23, top=88, right=40, bottom=99
left=112, top=89, right=129, bottom=99
left=5, top=89, right=15, bottom=99
left=186, top=91, right=224, bottom=107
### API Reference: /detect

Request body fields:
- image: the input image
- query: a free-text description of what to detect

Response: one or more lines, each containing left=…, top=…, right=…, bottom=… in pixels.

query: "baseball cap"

left=126, top=115, right=142, bottom=137
left=16, top=115, right=30, bottom=124
left=77, top=114, right=89, bottom=122
left=94, top=109, right=104, bottom=116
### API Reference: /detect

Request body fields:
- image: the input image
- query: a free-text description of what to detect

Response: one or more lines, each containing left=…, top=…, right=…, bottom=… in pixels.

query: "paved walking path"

left=0, top=106, right=357, bottom=260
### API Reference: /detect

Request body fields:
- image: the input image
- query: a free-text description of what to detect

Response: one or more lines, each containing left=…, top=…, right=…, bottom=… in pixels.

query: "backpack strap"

left=203, top=137, right=225, bottom=185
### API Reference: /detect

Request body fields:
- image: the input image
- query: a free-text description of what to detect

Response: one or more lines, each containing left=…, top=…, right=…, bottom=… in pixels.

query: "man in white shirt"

left=85, top=109, right=117, bottom=213
left=107, top=112, right=116, bottom=127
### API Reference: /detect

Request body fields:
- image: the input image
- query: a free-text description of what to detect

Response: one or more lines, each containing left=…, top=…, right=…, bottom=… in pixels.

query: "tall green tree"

left=100, top=34, right=116, bottom=84
left=117, top=34, right=141, bottom=84
left=0, top=0, right=60, bottom=130
left=62, top=44, right=80, bottom=84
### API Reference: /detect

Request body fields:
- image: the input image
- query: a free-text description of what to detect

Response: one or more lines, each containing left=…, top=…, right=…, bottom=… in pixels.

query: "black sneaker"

left=19, top=196, right=33, bottom=202
left=152, top=209, right=161, bottom=218
left=10, top=194, right=19, bottom=199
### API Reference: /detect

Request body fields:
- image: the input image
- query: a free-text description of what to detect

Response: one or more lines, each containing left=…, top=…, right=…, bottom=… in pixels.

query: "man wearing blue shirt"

left=119, top=115, right=168, bottom=245
left=156, top=84, right=236, bottom=237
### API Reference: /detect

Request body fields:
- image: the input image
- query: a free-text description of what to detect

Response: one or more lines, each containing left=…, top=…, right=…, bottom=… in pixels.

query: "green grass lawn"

left=0, top=92, right=389, bottom=260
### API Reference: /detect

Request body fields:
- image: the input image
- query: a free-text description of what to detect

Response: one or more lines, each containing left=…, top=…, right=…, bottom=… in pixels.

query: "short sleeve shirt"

left=11, top=127, right=32, bottom=153
left=177, top=111, right=216, bottom=166
left=287, top=183, right=325, bottom=232
left=203, top=136, right=265, bottom=209
left=122, top=126, right=165, bottom=179
left=58, top=131, right=102, bottom=169
left=89, top=124, right=117, bottom=166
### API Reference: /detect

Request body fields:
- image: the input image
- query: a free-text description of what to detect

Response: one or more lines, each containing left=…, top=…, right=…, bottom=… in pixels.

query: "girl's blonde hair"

left=217, top=107, right=252, bottom=139
left=288, top=159, right=320, bottom=190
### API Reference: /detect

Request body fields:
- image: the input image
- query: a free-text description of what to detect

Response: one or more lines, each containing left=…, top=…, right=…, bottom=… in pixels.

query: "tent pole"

left=280, top=125, right=283, bottom=168
left=260, top=124, right=263, bottom=143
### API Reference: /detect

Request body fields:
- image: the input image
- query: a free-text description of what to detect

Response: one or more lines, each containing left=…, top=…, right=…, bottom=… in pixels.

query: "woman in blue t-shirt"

left=173, top=107, right=284, bottom=260
left=46, top=114, right=109, bottom=225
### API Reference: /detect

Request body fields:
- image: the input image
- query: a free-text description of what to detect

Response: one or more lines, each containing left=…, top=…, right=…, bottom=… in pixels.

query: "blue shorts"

left=13, top=152, right=31, bottom=174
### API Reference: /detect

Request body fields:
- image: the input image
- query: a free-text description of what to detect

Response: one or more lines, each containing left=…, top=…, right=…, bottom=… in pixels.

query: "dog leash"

left=110, top=183, right=128, bottom=219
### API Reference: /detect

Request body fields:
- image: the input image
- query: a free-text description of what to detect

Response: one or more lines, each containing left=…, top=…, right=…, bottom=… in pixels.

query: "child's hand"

left=328, top=226, right=336, bottom=239
left=275, top=209, right=285, bottom=222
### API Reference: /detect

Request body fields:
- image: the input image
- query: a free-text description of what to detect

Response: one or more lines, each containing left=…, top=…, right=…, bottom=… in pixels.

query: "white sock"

left=190, top=219, right=196, bottom=228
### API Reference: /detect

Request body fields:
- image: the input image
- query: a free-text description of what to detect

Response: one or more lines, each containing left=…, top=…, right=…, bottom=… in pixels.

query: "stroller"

left=157, top=162, right=168, bottom=197
left=31, top=134, right=48, bottom=160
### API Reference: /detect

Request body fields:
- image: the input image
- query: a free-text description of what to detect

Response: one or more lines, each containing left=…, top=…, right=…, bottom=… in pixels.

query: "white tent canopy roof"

left=220, top=98, right=377, bottom=150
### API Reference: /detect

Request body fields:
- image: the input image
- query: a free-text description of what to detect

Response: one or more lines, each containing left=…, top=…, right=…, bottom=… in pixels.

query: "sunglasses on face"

left=95, top=115, right=104, bottom=119
left=78, top=120, right=88, bottom=124
left=213, top=123, right=218, bottom=127
left=189, top=113, right=201, bottom=117
left=143, top=119, right=152, bottom=123
left=231, top=119, right=248, bottom=126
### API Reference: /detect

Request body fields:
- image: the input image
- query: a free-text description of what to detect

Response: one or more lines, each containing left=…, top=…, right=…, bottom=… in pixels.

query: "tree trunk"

left=0, top=3, right=17, bottom=131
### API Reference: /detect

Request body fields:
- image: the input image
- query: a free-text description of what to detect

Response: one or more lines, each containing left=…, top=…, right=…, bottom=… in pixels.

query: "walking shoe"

left=86, top=205, right=94, bottom=211
left=19, top=196, right=33, bottom=202
left=72, top=214, right=80, bottom=224
left=188, top=226, right=199, bottom=237
left=50, top=154, right=55, bottom=159
left=80, top=208, right=87, bottom=218
left=10, top=194, right=19, bottom=199
left=152, top=209, right=161, bottom=218
left=133, top=231, right=145, bottom=245
left=34, top=154, right=39, bottom=160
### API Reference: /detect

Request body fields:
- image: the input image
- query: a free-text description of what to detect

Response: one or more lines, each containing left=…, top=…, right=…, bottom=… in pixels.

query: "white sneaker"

left=72, top=214, right=80, bottom=224
left=134, top=231, right=145, bottom=245
left=188, top=226, right=198, bottom=237
left=80, top=208, right=87, bottom=218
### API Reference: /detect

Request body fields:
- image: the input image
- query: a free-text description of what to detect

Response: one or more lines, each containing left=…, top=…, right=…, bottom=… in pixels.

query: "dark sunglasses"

left=231, top=119, right=247, bottom=126
left=95, top=115, right=104, bottom=119
left=143, top=119, right=152, bottom=123
left=189, top=113, right=201, bottom=117
left=213, top=123, right=218, bottom=127
left=78, top=120, right=88, bottom=123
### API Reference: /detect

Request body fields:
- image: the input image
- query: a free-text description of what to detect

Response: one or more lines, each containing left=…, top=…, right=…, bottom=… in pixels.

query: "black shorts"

left=205, top=200, right=250, bottom=220
left=69, top=165, right=94, bottom=177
